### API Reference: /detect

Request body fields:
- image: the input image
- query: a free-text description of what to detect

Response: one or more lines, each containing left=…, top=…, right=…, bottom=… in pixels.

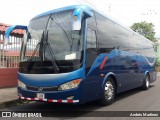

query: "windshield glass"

left=19, top=10, right=84, bottom=74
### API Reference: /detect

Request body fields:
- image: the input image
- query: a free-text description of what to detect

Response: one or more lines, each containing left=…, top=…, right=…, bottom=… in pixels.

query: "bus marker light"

left=100, top=74, right=105, bottom=77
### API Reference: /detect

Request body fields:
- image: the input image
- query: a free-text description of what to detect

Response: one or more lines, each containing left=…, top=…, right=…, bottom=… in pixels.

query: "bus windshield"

left=19, top=10, right=84, bottom=74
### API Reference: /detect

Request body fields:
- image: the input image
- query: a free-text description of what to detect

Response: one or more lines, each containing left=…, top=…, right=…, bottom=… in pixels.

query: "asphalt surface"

left=1, top=74, right=160, bottom=120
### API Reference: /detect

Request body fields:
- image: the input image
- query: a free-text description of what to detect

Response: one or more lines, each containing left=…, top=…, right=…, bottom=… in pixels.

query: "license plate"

left=36, top=93, right=45, bottom=99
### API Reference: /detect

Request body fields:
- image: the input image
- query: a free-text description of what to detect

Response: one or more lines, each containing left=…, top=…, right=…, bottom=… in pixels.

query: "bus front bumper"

left=17, top=87, right=81, bottom=104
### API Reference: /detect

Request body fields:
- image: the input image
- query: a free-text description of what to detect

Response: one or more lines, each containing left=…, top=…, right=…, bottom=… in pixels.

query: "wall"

left=0, top=24, right=24, bottom=88
left=0, top=68, right=18, bottom=88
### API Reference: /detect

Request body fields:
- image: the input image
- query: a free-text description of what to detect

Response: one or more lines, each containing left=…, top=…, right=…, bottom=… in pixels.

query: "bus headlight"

left=58, top=79, right=82, bottom=91
left=18, top=80, right=26, bottom=89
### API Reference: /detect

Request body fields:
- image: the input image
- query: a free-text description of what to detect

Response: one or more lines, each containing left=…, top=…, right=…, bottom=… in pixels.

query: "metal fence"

left=0, top=34, right=23, bottom=68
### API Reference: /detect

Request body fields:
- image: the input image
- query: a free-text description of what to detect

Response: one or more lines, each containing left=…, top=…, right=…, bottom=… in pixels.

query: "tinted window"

left=95, top=13, right=116, bottom=53
left=128, top=34, right=138, bottom=54
left=86, top=26, right=98, bottom=74
left=145, top=42, right=155, bottom=58
left=87, top=11, right=96, bottom=27
left=86, top=27, right=97, bottom=53
left=95, top=12, right=154, bottom=57
left=113, top=24, right=131, bottom=51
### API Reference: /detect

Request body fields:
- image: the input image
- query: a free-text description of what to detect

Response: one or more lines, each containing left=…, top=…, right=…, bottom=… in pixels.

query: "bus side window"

left=87, top=11, right=96, bottom=27
left=86, top=28, right=97, bottom=54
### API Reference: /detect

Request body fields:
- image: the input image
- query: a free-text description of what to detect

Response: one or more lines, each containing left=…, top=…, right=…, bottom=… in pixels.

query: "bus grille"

left=26, top=86, right=58, bottom=92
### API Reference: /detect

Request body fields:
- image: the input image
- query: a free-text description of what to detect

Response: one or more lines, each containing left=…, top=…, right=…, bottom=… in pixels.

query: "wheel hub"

left=105, top=81, right=114, bottom=100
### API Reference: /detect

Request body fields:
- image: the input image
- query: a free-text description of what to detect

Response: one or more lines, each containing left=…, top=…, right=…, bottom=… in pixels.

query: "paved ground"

left=0, top=87, right=17, bottom=103
left=0, top=75, right=160, bottom=120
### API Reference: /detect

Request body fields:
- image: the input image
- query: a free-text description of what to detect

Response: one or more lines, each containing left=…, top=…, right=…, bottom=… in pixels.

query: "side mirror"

left=72, top=6, right=93, bottom=31
left=5, top=25, right=27, bottom=45
left=72, top=15, right=82, bottom=30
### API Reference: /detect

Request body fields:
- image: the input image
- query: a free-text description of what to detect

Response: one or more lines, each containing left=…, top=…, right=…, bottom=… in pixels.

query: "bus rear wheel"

left=99, top=77, right=115, bottom=106
left=142, top=75, right=150, bottom=90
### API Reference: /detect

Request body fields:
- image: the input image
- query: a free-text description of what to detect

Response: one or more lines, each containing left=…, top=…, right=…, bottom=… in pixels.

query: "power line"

left=75, top=0, right=85, bottom=5
left=74, top=0, right=130, bottom=26
left=77, top=0, right=110, bottom=15
left=141, top=9, right=160, bottom=16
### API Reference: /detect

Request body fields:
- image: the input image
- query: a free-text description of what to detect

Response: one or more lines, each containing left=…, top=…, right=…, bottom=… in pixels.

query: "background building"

left=0, top=23, right=25, bottom=88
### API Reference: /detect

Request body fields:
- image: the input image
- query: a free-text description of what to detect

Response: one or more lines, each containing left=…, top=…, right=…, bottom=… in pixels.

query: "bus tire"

left=99, top=77, right=115, bottom=106
left=142, top=75, right=150, bottom=90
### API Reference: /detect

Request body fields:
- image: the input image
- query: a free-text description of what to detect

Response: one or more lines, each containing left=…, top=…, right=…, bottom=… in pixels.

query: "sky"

left=1, top=0, right=160, bottom=37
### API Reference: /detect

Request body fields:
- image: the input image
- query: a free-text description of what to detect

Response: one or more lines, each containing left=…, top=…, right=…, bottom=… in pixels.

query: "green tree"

left=156, top=58, right=160, bottom=66
left=130, top=21, right=157, bottom=42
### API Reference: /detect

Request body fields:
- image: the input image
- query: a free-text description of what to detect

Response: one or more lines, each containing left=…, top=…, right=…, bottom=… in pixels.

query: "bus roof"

left=30, top=5, right=153, bottom=45
left=31, top=5, right=93, bottom=20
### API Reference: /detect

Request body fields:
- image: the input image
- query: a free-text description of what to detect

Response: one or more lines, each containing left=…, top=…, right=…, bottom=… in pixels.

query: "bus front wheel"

left=99, top=77, right=115, bottom=106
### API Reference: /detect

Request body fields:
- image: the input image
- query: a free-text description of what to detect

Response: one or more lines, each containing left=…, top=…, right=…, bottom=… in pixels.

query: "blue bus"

left=5, top=5, right=156, bottom=105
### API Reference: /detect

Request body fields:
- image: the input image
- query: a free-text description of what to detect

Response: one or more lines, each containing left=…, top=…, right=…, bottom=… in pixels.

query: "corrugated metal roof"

left=0, top=23, right=25, bottom=37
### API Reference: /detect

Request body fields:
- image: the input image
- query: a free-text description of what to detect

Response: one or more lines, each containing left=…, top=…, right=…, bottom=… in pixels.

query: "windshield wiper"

left=26, top=31, right=59, bottom=72
left=50, top=17, right=71, bottom=48
left=26, top=32, right=44, bottom=71
left=43, top=31, right=60, bottom=72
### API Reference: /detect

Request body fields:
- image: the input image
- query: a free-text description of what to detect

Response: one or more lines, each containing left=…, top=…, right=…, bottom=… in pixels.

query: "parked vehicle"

left=5, top=5, right=156, bottom=105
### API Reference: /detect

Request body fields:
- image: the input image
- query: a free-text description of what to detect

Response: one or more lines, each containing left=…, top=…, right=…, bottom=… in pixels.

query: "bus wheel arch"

left=108, top=75, right=117, bottom=93
left=100, top=73, right=117, bottom=105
